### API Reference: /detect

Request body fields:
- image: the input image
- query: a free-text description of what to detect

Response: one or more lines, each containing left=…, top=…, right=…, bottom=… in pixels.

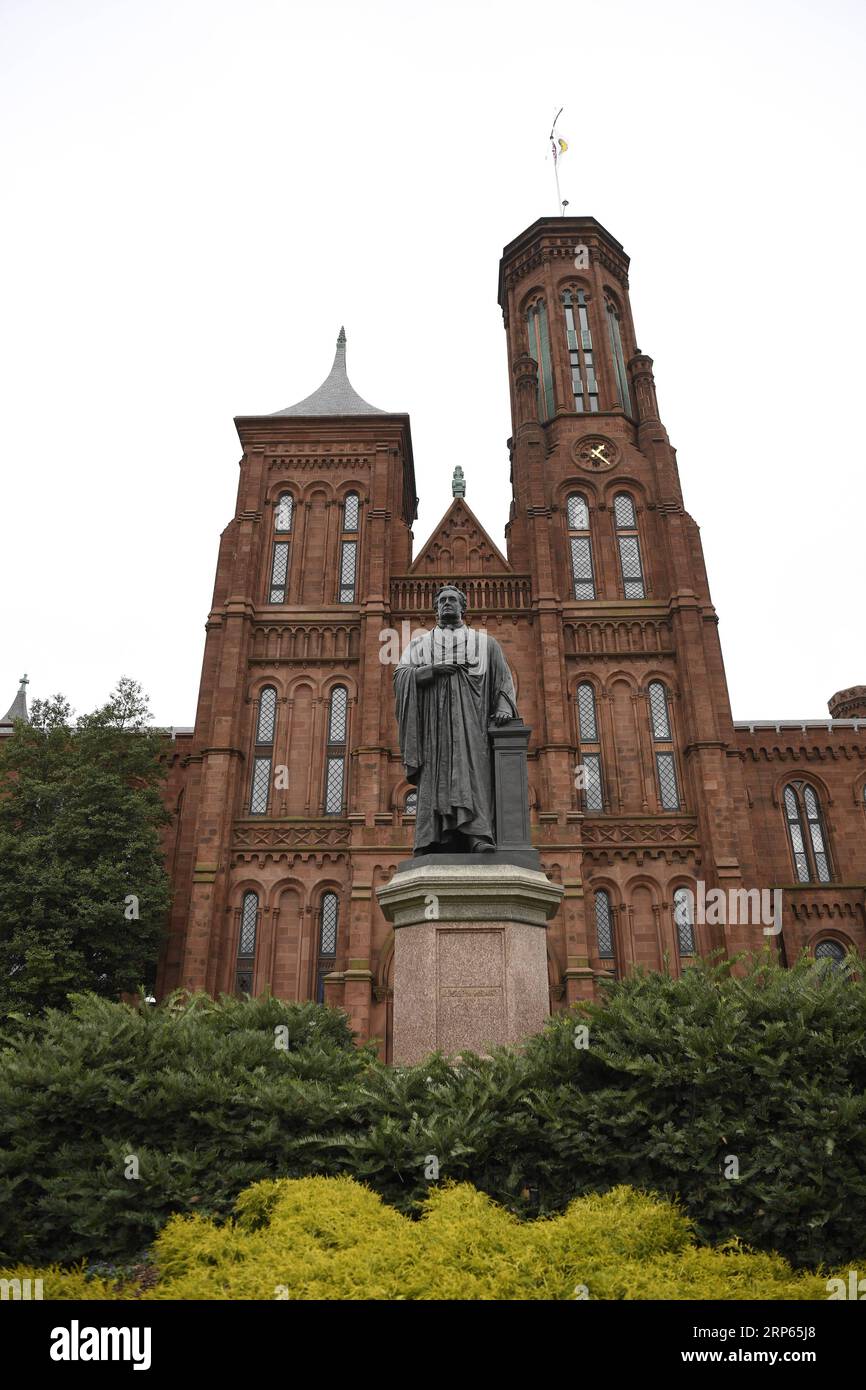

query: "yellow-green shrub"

left=2, top=1179, right=837, bottom=1300
left=144, top=1178, right=830, bottom=1301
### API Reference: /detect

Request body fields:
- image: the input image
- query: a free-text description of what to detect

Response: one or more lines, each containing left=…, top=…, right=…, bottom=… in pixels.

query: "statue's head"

left=434, top=585, right=467, bottom=625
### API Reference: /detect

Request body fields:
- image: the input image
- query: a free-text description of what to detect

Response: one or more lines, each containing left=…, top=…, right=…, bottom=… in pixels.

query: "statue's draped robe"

left=394, top=625, right=519, bottom=851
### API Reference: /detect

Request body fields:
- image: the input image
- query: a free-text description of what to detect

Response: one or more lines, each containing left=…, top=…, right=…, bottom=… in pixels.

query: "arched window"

left=275, top=492, right=293, bottom=533
left=605, top=293, right=632, bottom=413
left=784, top=782, right=831, bottom=883
left=249, top=686, right=277, bottom=815
left=673, top=887, right=696, bottom=956
left=269, top=495, right=293, bottom=602
left=648, top=681, right=672, bottom=740
left=343, top=492, right=359, bottom=532
left=566, top=493, right=595, bottom=600
left=337, top=498, right=359, bottom=603
left=648, top=682, right=680, bottom=810
left=404, top=789, right=418, bottom=814
left=576, top=682, right=604, bottom=812
left=236, top=891, right=258, bottom=994
left=562, top=287, right=598, bottom=413
left=526, top=299, right=554, bottom=420
left=814, top=939, right=846, bottom=971
left=594, top=889, right=615, bottom=962
left=324, top=686, right=348, bottom=814
left=317, top=892, right=339, bottom=1002
left=613, top=492, right=645, bottom=598
left=269, top=540, right=290, bottom=603
left=255, top=686, right=277, bottom=744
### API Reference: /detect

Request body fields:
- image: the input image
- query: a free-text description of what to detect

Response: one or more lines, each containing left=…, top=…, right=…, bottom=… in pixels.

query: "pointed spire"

left=1, top=673, right=30, bottom=726
left=452, top=466, right=466, bottom=498
left=272, top=326, right=385, bottom=417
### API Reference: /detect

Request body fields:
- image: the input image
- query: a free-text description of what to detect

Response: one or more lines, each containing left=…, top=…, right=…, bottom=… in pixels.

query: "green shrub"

left=2, top=955, right=865, bottom=1270
left=1, top=1179, right=834, bottom=1300
left=0, top=991, right=371, bottom=1264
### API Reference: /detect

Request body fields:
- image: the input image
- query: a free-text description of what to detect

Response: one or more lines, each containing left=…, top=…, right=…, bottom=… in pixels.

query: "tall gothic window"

left=268, top=493, right=293, bottom=602
left=566, top=493, right=595, bottom=600
left=594, top=889, right=615, bottom=962
left=576, top=682, right=604, bottom=812
left=404, top=789, right=418, bottom=814
left=606, top=293, right=632, bottom=414
left=236, top=891, right=259, bottom=994
left=316, top=892, right=339, bottom=1002
left=562, top=288, right=598, bottom=413
left=526, top=299, right=554, bottom=421
left=784, top=782, right=831, bottom=883
left=324, top=686, right=348, bottom=814
left=275, top=491, right=294, bottom=533
left=613, top=493, right=646, bottom=598
left=338, top=540, right=357, bottom=602
left=249, top=685, right=277, bottom=815
left=337, top=492, right=361, bottom=601
left=269, top=542, right=289, bottom=603
left=342, top=492, right=359, bottom=532
left=673, top=886, right=696, bottom=957
left=648, top=681, right=680, bottom=811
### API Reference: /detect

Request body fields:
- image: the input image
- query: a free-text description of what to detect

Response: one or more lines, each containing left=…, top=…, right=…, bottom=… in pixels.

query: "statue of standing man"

left=394, top=585, right=519, bottom=854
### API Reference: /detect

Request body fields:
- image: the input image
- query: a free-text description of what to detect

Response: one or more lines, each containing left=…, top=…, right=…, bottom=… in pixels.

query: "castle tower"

left=497, top=217, right=762, bottom=980
left=159, top=217, right=865, bottom=1052
left=159, top=330, right=417, bottom=1047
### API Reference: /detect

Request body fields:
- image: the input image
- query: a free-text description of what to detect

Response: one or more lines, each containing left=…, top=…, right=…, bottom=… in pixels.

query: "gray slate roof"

left=272, top=327, right=385, bottom=417
left=1, top=675, right=29, bottom=725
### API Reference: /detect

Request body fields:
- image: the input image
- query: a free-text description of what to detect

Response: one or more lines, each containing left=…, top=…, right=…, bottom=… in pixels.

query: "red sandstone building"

left=9, top=215, right=861, bottom=1056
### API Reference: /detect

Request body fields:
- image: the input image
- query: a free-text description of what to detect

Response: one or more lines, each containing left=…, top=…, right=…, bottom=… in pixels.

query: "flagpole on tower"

left=549, top=108, right=568, bottom=216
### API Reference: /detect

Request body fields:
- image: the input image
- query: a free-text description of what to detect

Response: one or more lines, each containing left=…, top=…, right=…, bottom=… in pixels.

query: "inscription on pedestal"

left=437, top=929, right=505, bottom=1053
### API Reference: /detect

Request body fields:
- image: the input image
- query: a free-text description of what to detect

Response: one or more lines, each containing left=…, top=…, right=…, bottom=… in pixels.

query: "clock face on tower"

left=572, top=435, right=618, bottom=471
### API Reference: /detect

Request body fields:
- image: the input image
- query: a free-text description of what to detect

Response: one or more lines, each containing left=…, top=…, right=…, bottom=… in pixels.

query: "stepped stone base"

left=376, top=862, right=564, bottom=1065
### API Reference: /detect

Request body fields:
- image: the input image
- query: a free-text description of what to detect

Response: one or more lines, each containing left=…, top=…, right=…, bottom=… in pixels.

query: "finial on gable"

left=452, top=466, right=466, bottom=498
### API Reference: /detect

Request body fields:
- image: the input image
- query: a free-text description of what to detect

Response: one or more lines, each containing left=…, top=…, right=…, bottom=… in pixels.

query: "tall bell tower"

left=498, top=217, right=759, bottom=971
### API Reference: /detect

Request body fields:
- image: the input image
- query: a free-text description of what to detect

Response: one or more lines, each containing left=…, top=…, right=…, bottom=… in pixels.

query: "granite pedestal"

left=376, top=861, right=564, bottom=1064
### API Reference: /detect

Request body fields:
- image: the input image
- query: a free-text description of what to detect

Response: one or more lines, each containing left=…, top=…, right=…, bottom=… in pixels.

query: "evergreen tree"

left=0, top=677, right=172, bottom=1015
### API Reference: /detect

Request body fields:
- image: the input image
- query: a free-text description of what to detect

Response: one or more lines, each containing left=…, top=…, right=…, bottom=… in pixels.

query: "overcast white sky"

left=1, top=0, right=863, bottom=726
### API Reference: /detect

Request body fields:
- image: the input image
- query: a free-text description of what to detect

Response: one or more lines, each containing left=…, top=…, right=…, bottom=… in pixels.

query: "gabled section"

left=411, top=497, right=512, bottom=575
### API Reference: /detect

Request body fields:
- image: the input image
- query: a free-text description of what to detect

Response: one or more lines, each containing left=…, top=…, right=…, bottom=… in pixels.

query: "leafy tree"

left=0, top=677, right=172, bottom=1016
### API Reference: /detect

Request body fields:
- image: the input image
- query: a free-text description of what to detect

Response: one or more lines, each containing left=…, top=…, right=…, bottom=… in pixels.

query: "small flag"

left=558, top=138, right=568, bottom=154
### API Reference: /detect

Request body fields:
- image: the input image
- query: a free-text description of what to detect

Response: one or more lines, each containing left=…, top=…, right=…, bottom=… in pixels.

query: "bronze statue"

left=394, top=584, right=518, bottom=854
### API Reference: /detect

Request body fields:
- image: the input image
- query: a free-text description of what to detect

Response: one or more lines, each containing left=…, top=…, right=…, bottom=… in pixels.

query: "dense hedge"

left=1, top=1179, right=833, bottom=1301
left=1, top=955, right=865, bottom=1269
